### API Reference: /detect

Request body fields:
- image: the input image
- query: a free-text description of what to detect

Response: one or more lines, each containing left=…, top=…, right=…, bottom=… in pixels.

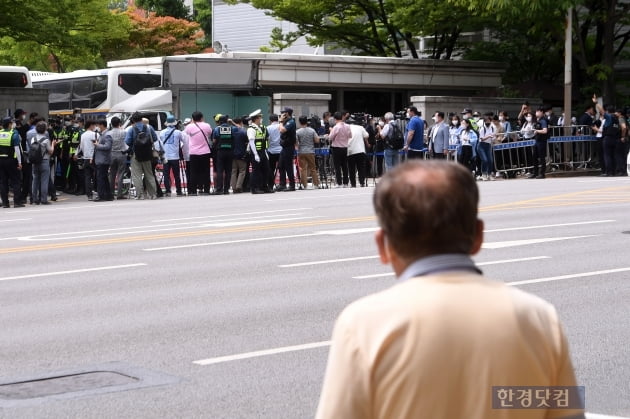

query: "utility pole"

left=564, top=7, right=572, bottom=135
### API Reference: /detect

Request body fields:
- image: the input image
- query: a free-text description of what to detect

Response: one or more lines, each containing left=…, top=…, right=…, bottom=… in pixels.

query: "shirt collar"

left=398, top=254, right=482, bottom=282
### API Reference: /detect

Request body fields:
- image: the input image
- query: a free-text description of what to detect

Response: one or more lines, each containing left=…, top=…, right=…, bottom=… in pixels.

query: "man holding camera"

left=278, top=106, right=297, bottom=191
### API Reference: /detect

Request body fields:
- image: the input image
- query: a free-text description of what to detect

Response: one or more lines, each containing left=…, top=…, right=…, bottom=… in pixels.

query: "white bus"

left=30, top=67, right=162, bottom=117
left=0, top=66, right=32, bottom=88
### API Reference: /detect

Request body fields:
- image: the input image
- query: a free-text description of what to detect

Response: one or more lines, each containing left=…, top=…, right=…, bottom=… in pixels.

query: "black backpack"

left=133, top=126, right=153, bottom=162
left=387, top=122, right=404, bottom=150
left=28, top=136, right=45, bottom=164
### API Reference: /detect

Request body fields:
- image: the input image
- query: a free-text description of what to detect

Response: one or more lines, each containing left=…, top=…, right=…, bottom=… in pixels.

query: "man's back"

left=316, top=271, right=581, bottom=419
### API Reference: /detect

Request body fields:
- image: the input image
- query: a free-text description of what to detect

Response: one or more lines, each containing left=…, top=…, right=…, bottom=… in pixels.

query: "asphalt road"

left=0, top=174, right=629, bottom=419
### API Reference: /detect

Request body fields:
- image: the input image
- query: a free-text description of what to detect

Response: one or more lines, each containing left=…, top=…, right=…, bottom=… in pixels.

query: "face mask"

left=431, top=117, right=436, bottom=122
left=526, top=116, right=533, bottom=122
left=463, top=115, right=469, bottom=120
left=21, top=115, right=26, bottom=121
left=378, top=121, right=384, bottom=127
left=452, top=120, right=459, bottom=125
left=64, top=121, right=71, bottom=127
left=545, top=111, right=551, bottom=117
left=406, top=113, right=410, bottom=119
left=499, top=116, right=504, bottom=122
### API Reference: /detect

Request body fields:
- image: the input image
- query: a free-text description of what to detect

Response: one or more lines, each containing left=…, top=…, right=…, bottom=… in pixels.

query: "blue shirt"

left=160, top=126, right=183, bottom=161
left=267, top=123, right=282, bottom=154
left=406, top=116, right=425, bottom=150
left=125, top=122, right=158, bottom=151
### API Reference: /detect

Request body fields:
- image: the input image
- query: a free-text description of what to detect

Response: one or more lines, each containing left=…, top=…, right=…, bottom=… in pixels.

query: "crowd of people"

left=1, top=98, right=627, bottom=207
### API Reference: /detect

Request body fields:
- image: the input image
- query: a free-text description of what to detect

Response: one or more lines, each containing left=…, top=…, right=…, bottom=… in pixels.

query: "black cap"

left=461, top=108, right=473, bottom=114
left=2, top=117, right=13, bottom=125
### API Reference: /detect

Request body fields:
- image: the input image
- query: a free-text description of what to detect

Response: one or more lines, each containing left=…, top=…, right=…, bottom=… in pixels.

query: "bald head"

left=373, top=160, right=480, bottom=261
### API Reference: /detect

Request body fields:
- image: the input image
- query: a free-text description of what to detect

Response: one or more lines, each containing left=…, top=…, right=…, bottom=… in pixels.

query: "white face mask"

left=406, top=112, right=410, bottom=119
left=431, top=117, right=436, bottom=122
left=499, top=116, right=505, bottom=122
left=378, top=121, right=385, bottom=127
left=451, top=120, right=459, bottom=126
left=526, top=116, right=533, bottom=122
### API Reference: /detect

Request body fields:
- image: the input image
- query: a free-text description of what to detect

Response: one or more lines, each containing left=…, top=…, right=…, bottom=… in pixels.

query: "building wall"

left=212, top=0, right=320, bottom=54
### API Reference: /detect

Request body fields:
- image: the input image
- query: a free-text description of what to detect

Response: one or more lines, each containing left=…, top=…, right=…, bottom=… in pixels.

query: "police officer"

left=67, top=117, right=84, bottom=194
left=247, top=109, right=273, bottom=194
left=212, top=114, right=235, bottom=195
left=0, top=117, right=25, bottom=208
left=277, top=106, right=297, bottom=191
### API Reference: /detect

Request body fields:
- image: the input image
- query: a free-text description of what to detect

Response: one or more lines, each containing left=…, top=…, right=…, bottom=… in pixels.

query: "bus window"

left=118, top=73, right=161, bottom=95
left=0, top=71, right=28, bottom=87
left=72, top=78, right=93, bottom=109
left=47, top=81, right=72, bottom=111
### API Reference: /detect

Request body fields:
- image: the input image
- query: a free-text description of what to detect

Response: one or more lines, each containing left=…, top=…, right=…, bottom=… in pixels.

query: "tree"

left=193, top=0, right=212, bottom=47
left=124, top=8, right=209, bottom=57
left=135, top=0, right=191, bottom=19
left=229, top=0, right=420, bottom=57
left=0, top=0, right=130, bottom=71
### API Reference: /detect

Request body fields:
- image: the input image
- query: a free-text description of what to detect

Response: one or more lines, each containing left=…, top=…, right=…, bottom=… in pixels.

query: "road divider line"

left=193, top=340, right=332, bottom=366
left=482, top=235, right=596, bottom=249
left=279, top=255, right=379, bottom=268
left=0, top=263, right=147, bottom=282
left=352, top=256, right=551, bottom=279
left=0, top=216, right=376, bottom=255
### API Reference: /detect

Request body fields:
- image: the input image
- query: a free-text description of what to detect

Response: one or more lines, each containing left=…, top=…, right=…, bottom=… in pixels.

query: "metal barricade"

left=492, top=139, right=536, bottom=178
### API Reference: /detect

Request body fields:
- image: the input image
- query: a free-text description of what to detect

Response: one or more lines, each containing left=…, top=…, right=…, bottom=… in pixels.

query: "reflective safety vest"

left=253, top=124, right=267, bottom=151
left=68, top=128, right=81, bottom=154
left=218, top=124, right=233, bottom=149
left=0, top=129, right=15, bottom=158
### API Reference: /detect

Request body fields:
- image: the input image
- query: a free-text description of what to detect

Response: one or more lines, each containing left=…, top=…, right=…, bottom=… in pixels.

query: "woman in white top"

left=457, top=118, right=477, bottom=173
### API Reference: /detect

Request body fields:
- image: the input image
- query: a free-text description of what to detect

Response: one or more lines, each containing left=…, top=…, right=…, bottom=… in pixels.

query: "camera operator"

left=277, top=107, right=297, bottom=191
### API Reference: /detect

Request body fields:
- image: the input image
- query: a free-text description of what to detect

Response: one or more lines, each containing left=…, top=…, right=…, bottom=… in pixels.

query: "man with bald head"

left=316, top=160, right=584, bottom=419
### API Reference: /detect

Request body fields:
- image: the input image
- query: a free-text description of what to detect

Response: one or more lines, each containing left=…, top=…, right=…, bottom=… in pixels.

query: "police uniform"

left=247, top=110, right=272, bottom=194
left=212, top=119, right=235, bottom=194
left=0, top=118, right=24, bottom=208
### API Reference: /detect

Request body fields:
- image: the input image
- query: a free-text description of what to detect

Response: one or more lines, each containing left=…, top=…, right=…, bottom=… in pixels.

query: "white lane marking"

left=507, top=267, right=630, bottom=286
left=14, top=214, right=309, bottom=242
left=279, top=255, right=379, bottom=268
left=0, top=218, right=31, bottom=223
left=143, top=234, right=316, bottom=251
left=316, top=227, right=378, bottom=235
left=0, top=263, right=147, bottom=282
left=205, top=216, right=316, bottom=228
left=193, top=340, right=332, bottom=366
left=151, top=207, right=313, bottom=222
left=586, top=414, right=630, bottom=419
left=482, top=235, right=596, bottom=249
left=351, top=256, right=551, bottom=279
left=484, top=220, right=614, bottom=232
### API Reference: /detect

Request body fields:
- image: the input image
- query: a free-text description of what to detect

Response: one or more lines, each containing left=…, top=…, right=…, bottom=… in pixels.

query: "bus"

left=30, top=67, right=162, bottom=118
left=0, top=66, right=32, bottom=88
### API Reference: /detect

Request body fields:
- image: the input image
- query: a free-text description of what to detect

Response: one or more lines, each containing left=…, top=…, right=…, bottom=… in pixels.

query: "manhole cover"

left=0, top=362, right=180, bottom=408
left=0, top=371, right=137, bottom=400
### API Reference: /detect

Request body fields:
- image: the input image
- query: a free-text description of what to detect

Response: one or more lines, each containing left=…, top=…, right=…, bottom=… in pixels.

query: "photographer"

left=278, top=106, right=297, bottom=191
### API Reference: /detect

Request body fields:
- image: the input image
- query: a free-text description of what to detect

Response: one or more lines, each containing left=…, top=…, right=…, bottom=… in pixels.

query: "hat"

left=280, top=106, right=293, bottom=114
left=249, top=109, right=262, bottom=119
left=461, top=108, right=472, bottom=115
left=183, top=118, right=191, bottom=125
left=14, top=108, right=25, bottom=118
left=166, top=115, right=176, bottom=126
left=2, top=117, right=13, bottom=125
left=473, top=111, right=480, bottom=117
left=214, top=113, right=222, bottom=123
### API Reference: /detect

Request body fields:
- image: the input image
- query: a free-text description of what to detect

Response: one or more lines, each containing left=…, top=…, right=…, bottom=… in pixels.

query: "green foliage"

left=193, top=0, right=212, bottom=46
left=260, top=27, right=301, bottom=52
left=135, top=0, right=191, bottom=19
left=0, top=0, right=130, bottom=71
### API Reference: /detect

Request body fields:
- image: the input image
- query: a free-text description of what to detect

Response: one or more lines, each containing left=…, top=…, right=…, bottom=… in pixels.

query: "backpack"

left=387, top=122, right=404, bottom=150
left=133, top=126, right=153, bottom=162
left=28, top=136, right=45, bottom=164
left=603, top=115, right=621, bottom=139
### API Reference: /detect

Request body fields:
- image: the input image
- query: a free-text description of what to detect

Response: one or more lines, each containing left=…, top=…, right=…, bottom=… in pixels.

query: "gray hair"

left=384, top=112, right=394, bottom=121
